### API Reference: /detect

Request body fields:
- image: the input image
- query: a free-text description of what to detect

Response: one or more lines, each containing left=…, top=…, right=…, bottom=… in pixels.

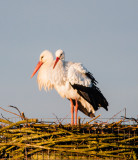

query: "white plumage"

left=36, top=50, right=54, bottom=91
left=68, top=63, right=92, bottom=87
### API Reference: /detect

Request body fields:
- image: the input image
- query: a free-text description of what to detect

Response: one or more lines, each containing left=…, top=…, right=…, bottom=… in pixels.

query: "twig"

left=82, top=118, right=86, bottom=124
left=1, top=113, right=12, bottom=123
left=87, top=114, right=101, bottom=124
left=106, top=108, right=125, bottom=123
left=21, top=112, right=27, bottom=120
left=60, top=113, right=70, bottom=124
left=52, top=113, right=60, bottom=124
left=0, top=119, right=38, bottom=132
left=121, top=116, right=138, bottom=123
left=8, top=105, right=22, bottom=118
left=0, top=118, right=12, bottom=124
left=0, top=106, right=22, bottom=118
left=8, top=105, right=27, bottom=120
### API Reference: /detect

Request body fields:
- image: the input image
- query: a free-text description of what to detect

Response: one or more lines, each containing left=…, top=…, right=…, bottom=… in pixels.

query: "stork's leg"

left=70, top=98, right=74, bottom=125
left=75, top=99, right=78, bottom=125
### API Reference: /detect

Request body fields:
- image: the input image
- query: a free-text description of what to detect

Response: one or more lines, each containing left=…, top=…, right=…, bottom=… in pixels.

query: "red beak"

left=31, top=61, right=43, bottom=78
left=53, top=57, right=59, bottom=69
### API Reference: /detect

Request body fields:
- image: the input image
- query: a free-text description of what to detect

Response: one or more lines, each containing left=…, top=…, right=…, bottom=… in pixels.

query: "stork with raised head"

left=53, top=49, right=108, bottom=125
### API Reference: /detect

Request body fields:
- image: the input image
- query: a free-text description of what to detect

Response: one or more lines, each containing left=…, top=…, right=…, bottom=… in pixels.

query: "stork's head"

left=31, top=50, right=53, bottom=78
left=53, top=49, right=65, bottom=69
left=39, top=50, right=53, bottom=63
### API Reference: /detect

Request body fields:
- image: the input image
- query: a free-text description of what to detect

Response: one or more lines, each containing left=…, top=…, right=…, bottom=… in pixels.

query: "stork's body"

left=31, top=50, right=108, bottom=125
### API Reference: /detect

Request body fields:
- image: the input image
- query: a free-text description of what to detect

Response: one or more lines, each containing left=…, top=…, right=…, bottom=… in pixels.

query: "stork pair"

left=31, top=50, right=108, bottom=125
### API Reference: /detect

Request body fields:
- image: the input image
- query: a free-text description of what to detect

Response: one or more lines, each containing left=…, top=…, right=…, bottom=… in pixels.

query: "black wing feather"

left=85, top=72, right=98, bottom=85
left=70, top=75, right=108, bottom=112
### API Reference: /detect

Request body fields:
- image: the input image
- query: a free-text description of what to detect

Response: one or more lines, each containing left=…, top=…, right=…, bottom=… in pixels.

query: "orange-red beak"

left=31, top=61, right=43, bottom=78
left=53, top=57, right=59, bottom=69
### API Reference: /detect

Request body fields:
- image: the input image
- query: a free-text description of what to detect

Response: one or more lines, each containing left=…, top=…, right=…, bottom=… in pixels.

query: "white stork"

left=31, top=50, right=108, bottom=125
left=53, top=49, right=108, bottom=125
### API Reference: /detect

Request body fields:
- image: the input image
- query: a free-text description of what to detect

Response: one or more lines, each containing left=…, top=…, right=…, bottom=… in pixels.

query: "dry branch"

left=0, top=106, right=21, bottom=118
left=0, top=119, right=38, bottom=132
left=0, top=118, right=12, bottom=124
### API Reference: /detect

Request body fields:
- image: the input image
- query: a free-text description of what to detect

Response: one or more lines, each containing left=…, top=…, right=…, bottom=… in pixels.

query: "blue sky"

left=0, top=1, right=138, bottom=121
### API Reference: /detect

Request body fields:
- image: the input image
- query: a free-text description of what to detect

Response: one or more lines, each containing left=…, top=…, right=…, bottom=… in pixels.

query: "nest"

left=0, top=106, right=138, bottom=159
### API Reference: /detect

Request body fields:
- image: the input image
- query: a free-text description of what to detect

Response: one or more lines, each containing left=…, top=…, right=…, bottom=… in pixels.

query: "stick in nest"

left=0, top=106, right=27, bottom=120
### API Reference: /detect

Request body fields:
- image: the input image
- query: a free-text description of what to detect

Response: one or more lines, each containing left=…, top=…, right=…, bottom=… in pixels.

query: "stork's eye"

left=41, top=56, right=44, bottom=59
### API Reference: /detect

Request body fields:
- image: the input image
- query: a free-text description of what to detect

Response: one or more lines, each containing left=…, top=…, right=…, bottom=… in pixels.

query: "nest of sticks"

left=0, top=106, right=138, bottom=159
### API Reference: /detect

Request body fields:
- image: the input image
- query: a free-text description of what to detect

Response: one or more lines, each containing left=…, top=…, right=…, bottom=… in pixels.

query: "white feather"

left=68, top=63, right=92, bottom=87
